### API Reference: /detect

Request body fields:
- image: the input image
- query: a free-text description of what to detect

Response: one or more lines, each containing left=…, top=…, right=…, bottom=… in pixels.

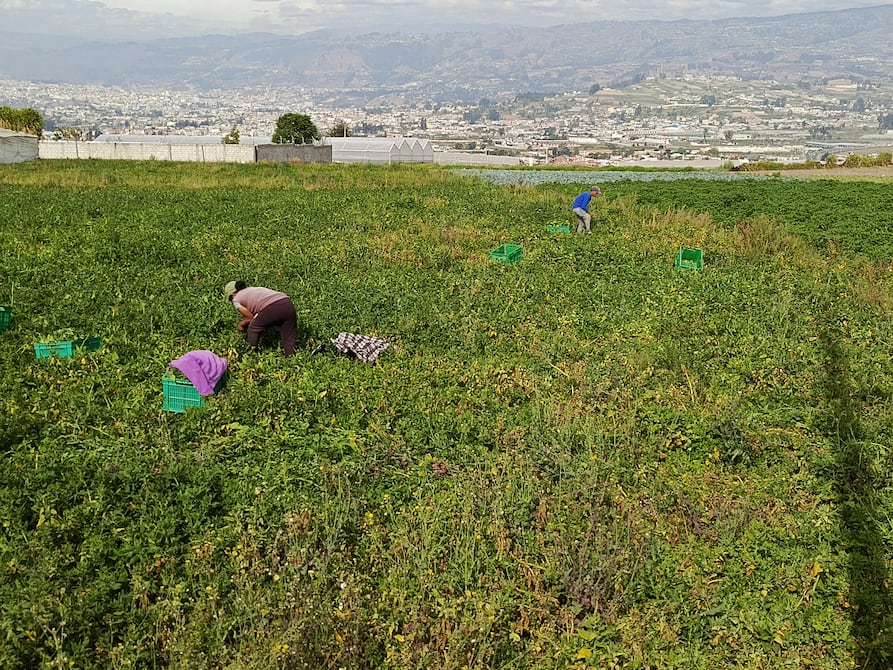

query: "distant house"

left=0, top=128, right=39, bottom=164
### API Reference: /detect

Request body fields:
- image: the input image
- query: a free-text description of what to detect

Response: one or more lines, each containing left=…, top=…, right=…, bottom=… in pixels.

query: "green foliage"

left=51, top=127, right=84, bottom=141
left=0, top=106, right=44, bottom=137
left=222, top=125, right=240, bottom=145
left=0, top=160, right=891, bottom=668
left=734, top=159, right=823, bottom=171
left=600, top=178, right=893, bottom=259
left=272, top=113, right=320, bottom=144
left=326, top=120, right=351, bottom=137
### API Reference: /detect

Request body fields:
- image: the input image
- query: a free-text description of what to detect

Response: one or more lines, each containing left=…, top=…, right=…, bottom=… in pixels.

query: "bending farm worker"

left=572, top=185, right=601, bottom=234
left=224, top=280, right=297, bottom=357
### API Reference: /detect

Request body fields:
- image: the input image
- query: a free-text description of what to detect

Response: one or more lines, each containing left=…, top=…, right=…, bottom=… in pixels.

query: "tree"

left=326, top=120, right=351, bottom=137
left=0, top=106, right=44, bottom=137
left=272, top=113, right=320, bottom=144
left=52, top=126, right=84, bottom=141
left=222, top=126, right=240, bottom=144
left=589, top=83, right=601, bottom=95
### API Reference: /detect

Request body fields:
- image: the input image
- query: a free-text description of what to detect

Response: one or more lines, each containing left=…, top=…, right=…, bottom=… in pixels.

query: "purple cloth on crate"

left=169, top=350, right=228, bottom=396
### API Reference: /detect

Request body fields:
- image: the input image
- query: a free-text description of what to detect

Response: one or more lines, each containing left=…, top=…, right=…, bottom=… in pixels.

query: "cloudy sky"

left=3, top=0, right=890, bottom=38
left=98, top=0, right=892, bottom=28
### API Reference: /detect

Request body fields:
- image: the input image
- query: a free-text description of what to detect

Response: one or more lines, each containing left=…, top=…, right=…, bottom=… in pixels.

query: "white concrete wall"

left=36, top=142, right=523, bottom=166
left=38, top=141, right=257, bottom=163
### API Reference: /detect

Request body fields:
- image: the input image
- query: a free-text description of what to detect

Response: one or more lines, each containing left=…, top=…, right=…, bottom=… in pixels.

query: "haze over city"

left=3, top=0, right=892, bottom=38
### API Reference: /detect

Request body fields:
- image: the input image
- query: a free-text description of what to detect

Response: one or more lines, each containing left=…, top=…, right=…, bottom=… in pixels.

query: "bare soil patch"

left=747, top=166, right=893, bottom=179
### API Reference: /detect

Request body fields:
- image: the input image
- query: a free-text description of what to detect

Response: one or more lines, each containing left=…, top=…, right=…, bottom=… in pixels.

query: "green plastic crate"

left=35, top=341, right=75, bottom=359
left=162, top=374, right=226, bottom=413
left=0, top=305, right=11, bottom=332
left=674, top=247, right=704, bottom=270
left=81, top=337, right=102, bottom=352
left=162, top=377, right=206, bottom=413
left=546, top=224, right=571, bottom=233
left=34, top=337, right=102, bottom=359
left=490, top=243, right=523, bottom=264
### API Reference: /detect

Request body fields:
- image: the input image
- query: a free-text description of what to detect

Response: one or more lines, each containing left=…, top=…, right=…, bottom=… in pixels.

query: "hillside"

left=1, top=5, right=893, bottom=101
left=0, top=161, right=892, bottom=668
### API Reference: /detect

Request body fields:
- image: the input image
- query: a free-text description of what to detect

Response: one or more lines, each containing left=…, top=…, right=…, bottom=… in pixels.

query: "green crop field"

left=1, top=160, right=892, bottom=669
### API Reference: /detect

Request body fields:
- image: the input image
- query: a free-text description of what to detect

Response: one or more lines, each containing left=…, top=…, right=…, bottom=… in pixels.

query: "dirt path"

left=747, top=166, right=893, bottom=180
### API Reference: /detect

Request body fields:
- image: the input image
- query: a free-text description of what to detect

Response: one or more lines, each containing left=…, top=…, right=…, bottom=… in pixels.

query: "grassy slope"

left=0, top=160, right=891, bottom=669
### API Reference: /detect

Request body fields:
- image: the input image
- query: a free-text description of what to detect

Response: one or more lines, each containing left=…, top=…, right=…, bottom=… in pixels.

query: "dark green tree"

left=272, top=113, right=320, bottom=144
left=326, top=120, right=351, bottom=137
left=222, top=126, right=240, bottom=144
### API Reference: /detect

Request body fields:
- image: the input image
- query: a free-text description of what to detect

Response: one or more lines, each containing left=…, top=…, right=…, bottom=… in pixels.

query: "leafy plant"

left=272, top=113, right=321, bottom=144
left=0, top=160, right=890, bottom=669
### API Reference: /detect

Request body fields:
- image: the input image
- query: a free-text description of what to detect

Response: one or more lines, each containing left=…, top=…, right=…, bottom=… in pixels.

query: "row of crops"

left=0, top=160, right=892, bottom=668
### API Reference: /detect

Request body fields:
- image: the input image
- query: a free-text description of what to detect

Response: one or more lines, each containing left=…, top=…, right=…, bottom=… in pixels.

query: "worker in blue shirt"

left=572, top=186, right=601, bottom=233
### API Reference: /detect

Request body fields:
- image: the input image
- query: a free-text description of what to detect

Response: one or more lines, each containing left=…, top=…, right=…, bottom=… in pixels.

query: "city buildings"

left=4, top=72, right=893, bottom=166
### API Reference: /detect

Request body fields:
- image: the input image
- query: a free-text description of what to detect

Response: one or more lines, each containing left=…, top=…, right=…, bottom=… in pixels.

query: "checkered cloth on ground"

left=331, top=332, right=390, bottom=363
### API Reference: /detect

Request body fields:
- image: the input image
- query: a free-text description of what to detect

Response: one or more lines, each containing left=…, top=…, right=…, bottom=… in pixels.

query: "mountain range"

left=2, top=5, right=892, bottom=105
